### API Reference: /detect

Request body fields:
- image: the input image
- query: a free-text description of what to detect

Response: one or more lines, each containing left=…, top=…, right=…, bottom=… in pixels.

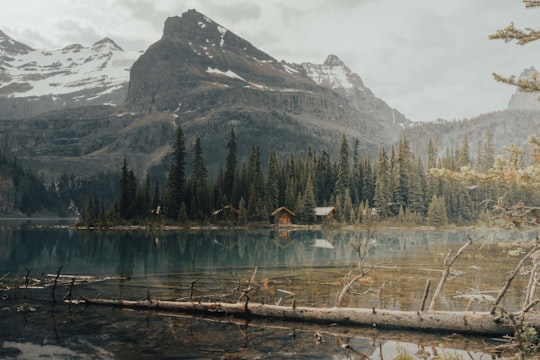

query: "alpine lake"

left=0, top=219, right=538, bottom=359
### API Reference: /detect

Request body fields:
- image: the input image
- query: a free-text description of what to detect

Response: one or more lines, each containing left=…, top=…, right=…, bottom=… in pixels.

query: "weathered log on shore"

left=67, top=297, right=540, bottom=336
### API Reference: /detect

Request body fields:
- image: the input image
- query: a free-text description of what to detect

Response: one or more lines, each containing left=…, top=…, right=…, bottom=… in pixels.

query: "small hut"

left=212, top=205, right=240, bottom=221
left=271, top=206, right=296, bottom=225
left=315, top=207, right=336, bottom=223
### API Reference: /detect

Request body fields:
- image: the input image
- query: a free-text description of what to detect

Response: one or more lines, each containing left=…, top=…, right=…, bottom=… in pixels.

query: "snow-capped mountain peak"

left=302, top=54, right=365, bottom=90
left=0, top=31, right=140, bottom=119
left=323, top=54, right=345, bottom=67
left=0, top=38, right=138, bottom=98
left=91, top=37, right=124, bottom=52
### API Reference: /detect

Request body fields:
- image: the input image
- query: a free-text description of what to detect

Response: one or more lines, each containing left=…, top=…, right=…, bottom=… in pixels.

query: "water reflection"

left=1, top=225, right=538, bottom=309
left=1, top=223, right=539, bottom=358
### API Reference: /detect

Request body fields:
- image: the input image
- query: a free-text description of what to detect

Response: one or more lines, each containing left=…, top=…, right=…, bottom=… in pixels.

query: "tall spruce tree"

left=191, top=137, right=209, bottom=221
left=166, top=126, right=186, bottom=220
left=224, top=128, right=237, bottom=205
left=374, top=147, right=391, bottom=216
left=265, top=151, right=280, bottom=211
left=119, top=158, right=137, bottom=220
left=334, top=134, right=350, bottom=198
left=302, top=174, right=317, bottom=224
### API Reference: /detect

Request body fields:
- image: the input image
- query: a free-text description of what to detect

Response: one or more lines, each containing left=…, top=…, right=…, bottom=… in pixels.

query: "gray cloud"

left=200, top=1, right=262, bottom=23
left=56, top=19, right=104, bottom=46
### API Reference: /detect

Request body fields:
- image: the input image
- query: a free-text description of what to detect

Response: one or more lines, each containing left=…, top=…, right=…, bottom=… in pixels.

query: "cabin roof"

left=315, top=207, right=336, bottom=216
left=271, top=206, right=296, bottom=217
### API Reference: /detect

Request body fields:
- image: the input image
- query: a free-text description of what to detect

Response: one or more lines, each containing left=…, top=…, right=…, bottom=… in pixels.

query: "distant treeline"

left=78, top=127, right=540, bottom=227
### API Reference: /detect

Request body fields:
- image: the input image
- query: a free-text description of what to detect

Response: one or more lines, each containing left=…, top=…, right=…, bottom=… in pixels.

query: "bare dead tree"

left=51, top=265, right=63, bottom=305
left=491, top=239, right=540, bottom=314
left=428, top=235, right=473, bottom=311
left=335, top=212, right=378, bottom=307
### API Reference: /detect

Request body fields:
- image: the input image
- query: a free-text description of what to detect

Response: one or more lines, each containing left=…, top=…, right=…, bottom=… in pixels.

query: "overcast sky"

left=2, top=0, right=539, bottom=122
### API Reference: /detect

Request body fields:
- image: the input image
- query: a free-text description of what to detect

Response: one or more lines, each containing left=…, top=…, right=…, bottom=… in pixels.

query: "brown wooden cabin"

left=271, top=206, right=296, bottom=225
left=315, top=207, right=336, bottom=223
left=212, top=205, right=240, bottom=221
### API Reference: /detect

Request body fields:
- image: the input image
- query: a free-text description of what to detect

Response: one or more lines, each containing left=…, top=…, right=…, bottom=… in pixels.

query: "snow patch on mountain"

left=206, top=67, right=245, bottom=81
left=0, top=32, right=139, bottom=100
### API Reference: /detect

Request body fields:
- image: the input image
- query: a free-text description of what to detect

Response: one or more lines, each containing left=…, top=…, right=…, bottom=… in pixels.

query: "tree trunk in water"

left=68, top=298, right=536, bottom=336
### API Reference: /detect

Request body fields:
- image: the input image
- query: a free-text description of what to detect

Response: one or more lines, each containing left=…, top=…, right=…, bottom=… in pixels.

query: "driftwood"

left=66, top=297, right=540, bottom=336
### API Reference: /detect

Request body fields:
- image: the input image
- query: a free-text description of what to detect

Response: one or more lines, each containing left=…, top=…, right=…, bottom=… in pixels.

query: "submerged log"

left=67, top=297, right=540, bottom=336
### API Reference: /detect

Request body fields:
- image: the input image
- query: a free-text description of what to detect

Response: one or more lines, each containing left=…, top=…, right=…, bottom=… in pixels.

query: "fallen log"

left=66, top=297, right=540, bottom=336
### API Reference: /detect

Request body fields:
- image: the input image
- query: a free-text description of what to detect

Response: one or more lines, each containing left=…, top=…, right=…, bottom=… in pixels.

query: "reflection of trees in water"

left=3, top=226, right=540, bottom=278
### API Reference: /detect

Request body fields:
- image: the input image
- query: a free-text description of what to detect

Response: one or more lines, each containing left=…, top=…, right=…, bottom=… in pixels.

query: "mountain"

left=0, top=9, right=411, bottom=182
left=403, top=109, right=540, bottom=166
left=507, top=67, right=540, bottom=111
left=404, top=66, right=540, bottom=163
left=122, top=9, right=411, bottom=171
left=301, top=54, right=410, bottom=137
left=0, top=31, right=139, bottom=119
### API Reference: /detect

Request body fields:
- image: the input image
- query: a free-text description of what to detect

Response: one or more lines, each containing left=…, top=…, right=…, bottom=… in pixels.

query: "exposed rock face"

left=127, top=9, right=315, bottom=113
left=507, top=67, right=540, bottom=111
left=125, top=9, right=411, bottom=169
left=0, top=31, right=139, bottom=119
left=1, top=9, right=412, bottom=180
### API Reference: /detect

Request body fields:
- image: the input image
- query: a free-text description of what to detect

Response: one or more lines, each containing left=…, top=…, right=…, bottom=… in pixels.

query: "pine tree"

left=84, top=196, right=96, bottom=226
left=152, top=182, right=161, bottom=215
left=137, top=172, right=151, bottom=218
left=427, top=195, right=448, bottom=227
left=408, top=158, right=426, bottom=214
left=191, top=137, right=209, bottom=221
left=166, top=126, right=186, bottom=220
left=396, top=138, right=410, bottom=211
left=334, top=134, right=350, bottom=198
left=456, top=135, right=471, bottom=168
left=315, top=148, right=334, bottom=205
left=224, top=128, right=237, bottom=205
left=343, top=189, right=355, bottom=223
left=119, top=159, right=137, bottom=220
left=284, top=177, right=297, bottom=211
left=374, top=147, right=391, bottom=216
left=238, top=196, right=247, bottom=225
left=426, top=138, right=441, bottom=207
left=178, top=201, right=188, bottom=223
left=350, top=139, right=363, bottom=205
left=265, top=151, right=280, bottom=212
left=302, top=174, right=317, bottom=224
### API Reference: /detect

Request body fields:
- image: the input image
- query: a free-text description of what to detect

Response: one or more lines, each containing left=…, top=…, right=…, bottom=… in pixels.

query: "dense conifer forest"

left=77, top=127, right=540, bottom=228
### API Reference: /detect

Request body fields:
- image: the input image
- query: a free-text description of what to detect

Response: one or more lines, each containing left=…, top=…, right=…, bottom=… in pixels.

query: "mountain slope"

left=0, top=31, right=139, bottom=119
left=404, top=109, right=540, bottom=164
left=1, top=9, right=411, bottom=181
left=123, top=9, right=411, bottom=167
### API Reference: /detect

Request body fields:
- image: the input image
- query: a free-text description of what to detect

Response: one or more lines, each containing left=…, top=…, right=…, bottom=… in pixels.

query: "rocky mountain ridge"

left=121, top=9, right=411, bottom=175
left=0, top=30, right=140, bottom=119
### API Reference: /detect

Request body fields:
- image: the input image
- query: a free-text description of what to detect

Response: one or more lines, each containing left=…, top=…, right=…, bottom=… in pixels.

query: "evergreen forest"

left=78, top=127, right=540, bottom=228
